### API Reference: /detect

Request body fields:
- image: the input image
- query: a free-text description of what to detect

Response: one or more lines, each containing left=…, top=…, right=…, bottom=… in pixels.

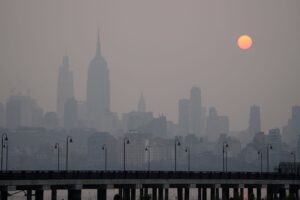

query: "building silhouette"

left=267, top=128, right=283, bottom=169
left=0, top=103, right=5, bottom=127
left=178, top=87, right=206, bottom=136
left=248, top=105, right=261, bottom=135
left=137, top=92, right=146, bottom=113
left=206, top=107, right=229, bottom=141
left=297, top=135, right=300, bottom=160
left=178, top=99, right=190, bottom=135
left=283, top=106, right=300, bottom=147
left=86, top=31, right=110, bottom=130
left=56, top=55, right=74, bottom=126
left=291, top=106, right=300, bottom=131
left=64, top=98, right=78, bottom=129
left=190, top=87, right=202, bottom=136
left=6, top=95, right=43, bottom=129
left=43, top=112, right=59, bottom=130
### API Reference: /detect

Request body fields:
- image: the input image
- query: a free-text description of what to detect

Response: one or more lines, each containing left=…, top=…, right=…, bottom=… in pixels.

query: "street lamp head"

left=102, top=145, right=106, bottom=150
left=269, top=144, right=272, bottom=149
left=67, top=136, right=73, bottom=143
left=258, top=151, right=261, bottom=155
left=291, top=151, right=295, bottom=156
left=185, top=147, right=189, bottom=152
left=223, top=142, right=229, bottom=148
left=55, top=143, right=59, bottom=149
left=2, top=133, right=8, bottom=141
left=124, top=137, right=130, bottom=144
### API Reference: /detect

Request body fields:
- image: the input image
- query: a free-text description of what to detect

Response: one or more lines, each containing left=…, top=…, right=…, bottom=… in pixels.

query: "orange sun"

left=237, top=35, right=253, bottom=50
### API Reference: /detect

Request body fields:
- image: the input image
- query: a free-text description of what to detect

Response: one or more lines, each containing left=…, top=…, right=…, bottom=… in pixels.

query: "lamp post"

left=291, top=151, right=296, bottom=174
left=222, top=142, right=229, bottom=172
left=257, top=150, right=263, bottom=174
left=4, top=143, right=8, bottom=172
left=123, top=137, right=130, bottom=171
left=54, top=143, right=60, bottom=171
left=185, top=147, right=190, bottom=171
left=66, top=136, right=73, bottom=171
left=174, top=138, right=181, bottom=172
left=266, top=144, right=272, bottom=172
left=145, top=146, right=151, bottom=171
left=102, top=144, right=107, bottom=171
left=1, top=133, right=8, bottom=172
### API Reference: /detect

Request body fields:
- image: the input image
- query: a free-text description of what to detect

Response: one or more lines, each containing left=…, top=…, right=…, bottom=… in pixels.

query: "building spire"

left=96, top=27, right=101, bottom=56
left=138, top=92, right=146, bottom=112
left=62, top=54, right=69, bottom=69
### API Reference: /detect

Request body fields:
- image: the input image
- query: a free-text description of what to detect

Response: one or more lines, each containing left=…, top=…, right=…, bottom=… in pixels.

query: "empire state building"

left=86, top=32, right=110, bottom=129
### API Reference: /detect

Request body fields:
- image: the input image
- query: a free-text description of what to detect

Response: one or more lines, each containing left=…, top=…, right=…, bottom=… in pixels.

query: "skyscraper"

left=178, top=99, right=190, bottom=135
left=137, top=93, right=146, bottom=113
left=86, top=31, right=110, bottom=130
left=6, top=95, right=43, bottom=129
left=56, top=55, right=74, bottom=126
left=291, top=106, right=300, bottom=132
left=0, top=103, right=5, bottom=127
left=190, top=87, right=202, bottom=135
left=248, top=105, right=261, bottom=135
left=206, top=107, right=229, bottom=141
left=64, top=98, right=78, bottom=129
left=267, top=128, right=282, bottom=169
left=283, top=106, right=300, bottom=146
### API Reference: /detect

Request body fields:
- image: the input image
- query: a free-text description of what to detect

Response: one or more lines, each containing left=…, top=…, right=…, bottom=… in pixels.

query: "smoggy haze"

left=0, top=0, right=299, bottom=131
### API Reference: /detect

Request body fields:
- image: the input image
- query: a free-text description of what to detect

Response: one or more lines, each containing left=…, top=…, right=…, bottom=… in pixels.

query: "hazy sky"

left=0, top=0, right=299, bottom=131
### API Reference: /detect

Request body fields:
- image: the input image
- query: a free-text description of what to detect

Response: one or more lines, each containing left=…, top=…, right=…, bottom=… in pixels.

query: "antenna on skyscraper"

left=97, top=26, right=100, bottom=44
left=96, top=26, right=101, bottom=56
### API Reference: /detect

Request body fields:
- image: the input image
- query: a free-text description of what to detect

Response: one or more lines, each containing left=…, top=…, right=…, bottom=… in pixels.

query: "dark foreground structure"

left=0, top=171, right=299, bottom=200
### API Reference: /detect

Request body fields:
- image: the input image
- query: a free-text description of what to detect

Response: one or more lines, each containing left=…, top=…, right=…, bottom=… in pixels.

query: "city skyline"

left=0, top=32, right=299, bottom=133
left=1, top=1, right=300, bottom=199
left=0, top=0, right=299, bottom=132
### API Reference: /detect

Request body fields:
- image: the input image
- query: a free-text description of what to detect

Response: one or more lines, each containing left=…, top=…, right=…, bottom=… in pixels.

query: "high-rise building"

left=267, top=128, right=282, bottom=169
left=86, top=31, right=110, bottom=130
left=190, top=87, right=202, bottom=136
left=77, top=101, right=88, bottom=128
left=206, top=107, right=229, bottom=141
left=248, top=105, right=261, bottom=135
left=0, top=103, right=5, bottom=127
left=6, top=95, right=43, bottom=129
left=178, top=99, right=190, bottom=135
left=6, top=96, right=21, bottom=129
left=122, top=111, right=153, bottom=132
left=241, top=105, right=261, bottom=144
left=142, top=115, right=167, bottom=136
left=56, top=55, right=74, bottom=126
left=137, top=93, right=146, bottom=113
left=291, top=106, right=300, bottom=133
left=64, top=98, right=78, bottom=129
left=43, top=112, right=59, bottom=130
left=297, top=135, right=300, bottom=161
left=282, top=106, right=300, bottom=146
